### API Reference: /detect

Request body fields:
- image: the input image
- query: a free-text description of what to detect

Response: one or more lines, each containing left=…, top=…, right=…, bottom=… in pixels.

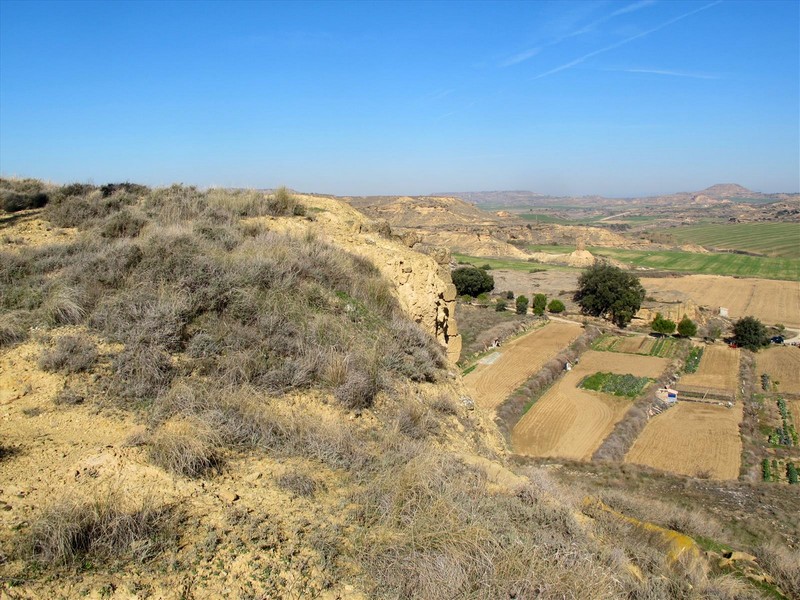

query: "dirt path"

left=625, top=402, right=743, bottom=480
left=463, top=321, right=582, bottom=410
left=512, top=351, right=669, bottom=460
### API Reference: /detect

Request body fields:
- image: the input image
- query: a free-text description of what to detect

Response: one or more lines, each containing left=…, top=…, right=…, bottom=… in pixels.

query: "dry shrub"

left=430, top=393, right=458, bottom=415
left=756, top=543, right=800, bottom=599
left=352, top=452, right=619, bottom=599
left=276, top=471, right=319, bottom=497
left=392, top=400, right=439, bottom=439
left=99, top=208, right=147, bottom=238
left=38, top=335, right=97, bottom=373
left=112, top=343, right=174, bottom=401
left=41, top=285, right=86, bottom=325
left=147, top=417, right=223, bottom=478
left=53, top=387, right=85, bottom=406
left=25, top=491, right=176, bottom=565
left=0, top=310, right=31, bottom=347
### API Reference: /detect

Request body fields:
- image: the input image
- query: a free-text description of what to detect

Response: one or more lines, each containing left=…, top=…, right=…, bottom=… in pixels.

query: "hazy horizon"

left=1, top=0, right=798, bottom=197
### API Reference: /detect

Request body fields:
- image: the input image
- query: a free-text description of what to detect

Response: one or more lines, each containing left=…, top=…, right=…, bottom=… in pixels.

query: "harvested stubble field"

left=512, top=351, right=669, bottom=460
left=677, top=345, right=740, bottom=397
left=641, top=275, right=800, bottom=329
left=756, top=346, right=800, bottom=396
left=625, top=402, right=743, bottom=480
left=614, top=336, right=653, bottom=354
left=463, top=321, right=581, bottom=410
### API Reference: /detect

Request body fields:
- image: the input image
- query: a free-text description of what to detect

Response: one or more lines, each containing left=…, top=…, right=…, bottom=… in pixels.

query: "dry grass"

left=25, top=491, right=177, bottom=566
left=276, top=471, right=320, bottom=497
left=38, top=334, right=97, bottom=373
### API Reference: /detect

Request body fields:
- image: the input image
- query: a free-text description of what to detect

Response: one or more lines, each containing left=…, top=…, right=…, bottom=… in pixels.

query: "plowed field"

left=464, top=321, right=582, bottom=410
left=641, top=275, right=800, bottom=329
left=614, top=336, right=652, bottom=354
left=625, top=402, right=743, bottom=480
left=678, top=345, right=739, bottom=395
left=512, top=351, right=668, bottom=460
left=756, top=346, right=800, bottom=395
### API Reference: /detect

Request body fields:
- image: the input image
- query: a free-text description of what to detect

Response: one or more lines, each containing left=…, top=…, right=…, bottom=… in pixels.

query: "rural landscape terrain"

left=0, top=178, right=799, bottom=600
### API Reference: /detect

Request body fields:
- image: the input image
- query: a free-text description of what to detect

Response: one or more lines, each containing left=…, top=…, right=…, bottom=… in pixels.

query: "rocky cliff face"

left=268, top=195, right=462, bottom=362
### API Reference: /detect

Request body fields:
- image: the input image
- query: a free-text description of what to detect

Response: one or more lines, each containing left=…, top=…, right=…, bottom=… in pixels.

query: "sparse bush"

left=41, top=285, right=86, bottom=325
left=38, top=335, right=97, bottom=373
left=677, top=315, right=697, bottom=337
left=0, top=310, right=31, bottom=347
left=515, top=295, right=528, bottom=315
left=277, top=471, right=319, bottom=497
left=100, top=209, right=147, bottom=238
left=26, top=492, right=176, bottom=565
left=494, top=299, right=507, bottom=312
left=532, top=293, right=547, bottom=315
left=112, top=343, right=174, bottom=402
left=505, top=290, right=514, bottom=299
left=1, top=189, right=49, bottom=212
left=547, top=299, right=565, bottom=313
left=147, top=417, right=223, bottom=477
left=53, top=387, right=84, bottom=406
left=393, top=401, right=438, bottom=439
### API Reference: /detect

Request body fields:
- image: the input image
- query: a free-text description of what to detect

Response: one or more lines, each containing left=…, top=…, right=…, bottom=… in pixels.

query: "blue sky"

left=1, top=0, right=798, bottom=196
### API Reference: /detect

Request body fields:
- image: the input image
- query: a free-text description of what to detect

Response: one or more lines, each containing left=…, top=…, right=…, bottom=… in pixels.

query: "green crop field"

left=664, top=223, right=800, bottom=258
left=524, top=244, right=799, bottom=280
left=453, top=253, right=576, bottom=272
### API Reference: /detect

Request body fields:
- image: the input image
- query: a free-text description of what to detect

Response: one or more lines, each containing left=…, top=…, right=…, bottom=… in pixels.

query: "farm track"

left=625, top=402, right=743, bottom=480
left=677, top=345, right=740, bottom=395
left=641, top=275, right=800, bottom=329
left=463, top=321, right=582, bottom=410
left=756, top=346, right=800, bottom=395
left=511, top=351, right=669, bottom=461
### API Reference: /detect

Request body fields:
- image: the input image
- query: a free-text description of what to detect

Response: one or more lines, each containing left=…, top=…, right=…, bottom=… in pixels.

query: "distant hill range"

left=434, top=184, right=799, bottom=208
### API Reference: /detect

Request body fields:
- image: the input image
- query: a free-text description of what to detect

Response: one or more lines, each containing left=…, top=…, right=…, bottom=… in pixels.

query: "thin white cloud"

left=500, top=0, right=657, bottom=68
left=533, top=1, right=722, bottom=79
left=610, top=0, right=657, bottom=18
left=500, top=47, right=542, bottom=67
left=611, top=67, right=721, bottom=79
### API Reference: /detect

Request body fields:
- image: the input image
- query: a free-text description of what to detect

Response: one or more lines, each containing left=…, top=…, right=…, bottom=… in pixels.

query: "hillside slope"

left=0, top=180, right=795, bottom=599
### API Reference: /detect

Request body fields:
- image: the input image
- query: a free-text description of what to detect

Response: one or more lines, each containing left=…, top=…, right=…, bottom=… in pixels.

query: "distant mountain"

left=433, top=185, right=797, bottom=208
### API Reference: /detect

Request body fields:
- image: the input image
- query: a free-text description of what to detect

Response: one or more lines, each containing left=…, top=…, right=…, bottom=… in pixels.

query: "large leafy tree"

left=733, top=316, right=769, bottom=351
left=451, top=266, right=494, bottom=298
left=573, top=263, right=645, bottom=328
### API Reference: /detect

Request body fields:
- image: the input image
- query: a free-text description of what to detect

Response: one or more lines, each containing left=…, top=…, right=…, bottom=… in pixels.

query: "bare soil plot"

left=614, top=336, right=653, bottom=354
left=512, top=351, right=669, bottom=460
left=641, top=275, right=800, bottom=329
left=790, top=400, right=800, bottom=427
left=625, top=402, right=743, bottom=480
left=463, top=321, right=581, bottom=410
left=756, top=346, right=800, bottom=396
left=677, top=345, right=740, bottom=397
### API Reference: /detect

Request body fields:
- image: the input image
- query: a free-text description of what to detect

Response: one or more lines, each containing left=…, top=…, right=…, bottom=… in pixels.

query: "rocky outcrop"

left=270, top=195, right=462, bottom=363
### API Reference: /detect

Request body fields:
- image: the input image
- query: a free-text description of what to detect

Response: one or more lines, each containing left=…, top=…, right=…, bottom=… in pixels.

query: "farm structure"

left=676, top=345, right=740, bottom=402
left=625, top=402, right=743, bottom=480
left=512, top=351, right=668, bottom=461
left=756, top=346, right=800, bottom=396
left=463, top=321, right=582, bottom=411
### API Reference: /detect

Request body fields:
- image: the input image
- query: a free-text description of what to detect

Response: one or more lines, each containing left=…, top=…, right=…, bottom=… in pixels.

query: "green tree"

left=451, top=267, right=494, bottom=298
left=495, top=299, right=507, bottom=312
left=505, top=290, right=514, bottom=300
left=547, top=299, right=565, bottom=314
left=532, top=293, right=547, bottom=316
left=574, top=264, right=645, bottom=328
left=733, top=316, right=769, bottom=351
left=651, top=313, right=676, bottom=336
left=677, top=315, right=697, bottom=338
left=515, top=295, right=529, bottom=315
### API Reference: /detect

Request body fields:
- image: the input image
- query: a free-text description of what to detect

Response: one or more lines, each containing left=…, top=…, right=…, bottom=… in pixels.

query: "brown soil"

left=678, top=345, right=740, bottom=395
left=625, top=402, right=743, bottom=480
left=463, top=321, right=582, bottom=410
left=641, top=275, right=800, bottom=329
left=511, top=351, right=669, bottom=461
left=756, top=346, right=800, bottom=395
